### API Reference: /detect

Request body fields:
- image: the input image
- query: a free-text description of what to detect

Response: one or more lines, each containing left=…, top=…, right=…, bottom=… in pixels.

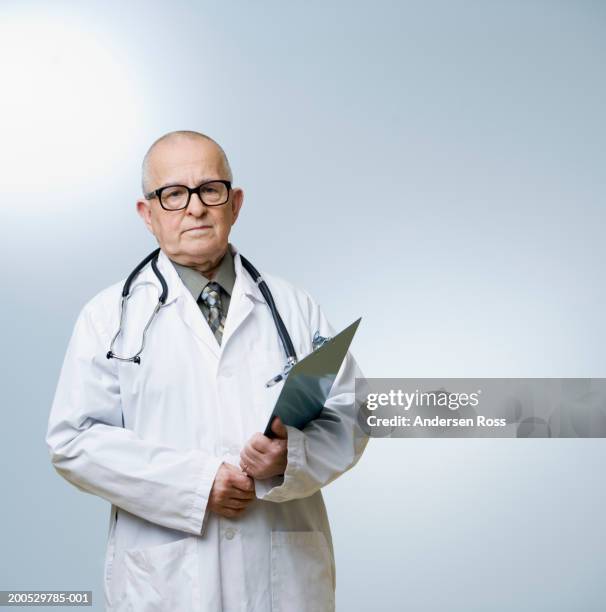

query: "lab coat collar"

left=155, top=248, right=221, bottom=357
left=122, top=248, right=182, bottom=306
left=150, top=243, right=265, bottom=304
left=229, top=243, right=266, bottom=304
left=132, top=244, right=266, bottom=306
left=134, top=244, right=266, bottom=359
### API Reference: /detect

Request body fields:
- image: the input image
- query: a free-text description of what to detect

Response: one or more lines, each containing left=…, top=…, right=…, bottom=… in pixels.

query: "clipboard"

left=263, top=317, right=362, bottom=437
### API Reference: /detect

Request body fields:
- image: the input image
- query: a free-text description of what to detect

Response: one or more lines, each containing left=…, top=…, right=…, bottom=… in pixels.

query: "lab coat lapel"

left=221, top=247, right=266, bottom=351
left=156, top=249, right=221, bottom=360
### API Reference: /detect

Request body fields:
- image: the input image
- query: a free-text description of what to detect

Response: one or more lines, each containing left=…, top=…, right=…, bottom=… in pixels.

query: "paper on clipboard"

left=263, top=317, right=361, bottom=437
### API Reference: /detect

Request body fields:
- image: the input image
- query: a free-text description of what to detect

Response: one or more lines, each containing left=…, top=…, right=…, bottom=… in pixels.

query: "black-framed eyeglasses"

left=145, top=180, right=232, bottom=211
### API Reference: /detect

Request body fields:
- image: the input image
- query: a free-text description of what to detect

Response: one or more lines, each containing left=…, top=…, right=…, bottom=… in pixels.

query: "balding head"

left=136, top=130, right=244, bottom=277
left=141, top=130, right=233, bottom=195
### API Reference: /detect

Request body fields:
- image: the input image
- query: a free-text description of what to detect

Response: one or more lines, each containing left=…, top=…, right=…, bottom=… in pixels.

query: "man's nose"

left=187, top=191, right=207, bottom=215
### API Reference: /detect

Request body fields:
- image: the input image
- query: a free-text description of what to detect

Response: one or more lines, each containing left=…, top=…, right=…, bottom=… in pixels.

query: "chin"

left=182, top=238, right=224, bottom=258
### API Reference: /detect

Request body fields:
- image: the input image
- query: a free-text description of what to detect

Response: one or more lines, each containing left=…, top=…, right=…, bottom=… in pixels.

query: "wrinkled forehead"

left=147, top=136, right=226, bottom=188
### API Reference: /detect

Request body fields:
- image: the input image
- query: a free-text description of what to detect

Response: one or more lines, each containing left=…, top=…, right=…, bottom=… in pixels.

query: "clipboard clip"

left=312, top=330, right=332, bottom=351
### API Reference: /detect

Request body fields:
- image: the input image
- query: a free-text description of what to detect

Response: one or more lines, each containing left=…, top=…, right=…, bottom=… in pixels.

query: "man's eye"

left=166, top=189, right=185, bottom=198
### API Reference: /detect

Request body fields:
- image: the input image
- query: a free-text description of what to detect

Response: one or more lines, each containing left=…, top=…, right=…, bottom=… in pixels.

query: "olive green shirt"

left=169, top=247, right=236, bottom=344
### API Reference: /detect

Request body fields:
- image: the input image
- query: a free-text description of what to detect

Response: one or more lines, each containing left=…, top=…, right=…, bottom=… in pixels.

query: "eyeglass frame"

left=144, top=179, right=232, bottom=210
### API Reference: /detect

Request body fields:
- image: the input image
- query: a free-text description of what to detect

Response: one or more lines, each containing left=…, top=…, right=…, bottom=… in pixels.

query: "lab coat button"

left=225, top=527, right=236, bottom=540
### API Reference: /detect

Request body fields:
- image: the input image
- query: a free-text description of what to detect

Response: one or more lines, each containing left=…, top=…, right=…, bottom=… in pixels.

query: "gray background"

left=1, top=0, right=604, bottom=610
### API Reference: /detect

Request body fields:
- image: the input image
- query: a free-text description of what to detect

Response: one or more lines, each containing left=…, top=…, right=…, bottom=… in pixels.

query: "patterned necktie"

left=199, top=282, right=226, bottom=344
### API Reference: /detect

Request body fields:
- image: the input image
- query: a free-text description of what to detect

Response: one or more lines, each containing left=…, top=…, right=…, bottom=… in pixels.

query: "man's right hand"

left=208, top=462, right=256, bottom=518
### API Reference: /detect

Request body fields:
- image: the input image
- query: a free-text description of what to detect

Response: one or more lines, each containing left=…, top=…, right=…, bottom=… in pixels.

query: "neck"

left=168, top=245, right=230, bottom=278
left=191, top=247, right=227, bottom=279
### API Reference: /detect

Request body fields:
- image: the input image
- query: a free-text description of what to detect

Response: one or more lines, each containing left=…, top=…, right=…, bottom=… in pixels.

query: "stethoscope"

left=106, top=247, right=299, bottom=387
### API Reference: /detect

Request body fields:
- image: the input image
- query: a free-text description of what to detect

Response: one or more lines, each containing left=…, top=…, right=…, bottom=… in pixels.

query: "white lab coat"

left=46, top=244, right=368, bottom=612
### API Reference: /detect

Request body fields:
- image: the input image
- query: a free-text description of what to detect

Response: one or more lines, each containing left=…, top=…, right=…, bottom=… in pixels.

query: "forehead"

left=147, top=137, right=225, bottom=186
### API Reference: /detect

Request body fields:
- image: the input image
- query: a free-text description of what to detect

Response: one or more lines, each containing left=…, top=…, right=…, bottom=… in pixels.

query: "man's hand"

left=208, top=462, right=256, bottom=518
left=239, top=416, right=288, bottom=480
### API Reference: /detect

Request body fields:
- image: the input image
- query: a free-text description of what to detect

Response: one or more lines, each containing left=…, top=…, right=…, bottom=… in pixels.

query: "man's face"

left=136, top=137, right=243, bottom=268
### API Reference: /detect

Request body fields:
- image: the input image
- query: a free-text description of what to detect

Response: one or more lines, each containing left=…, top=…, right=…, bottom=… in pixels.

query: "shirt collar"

left=168, top=246, right=236, bottom=300
left=136, top=243, right=265, bottom=306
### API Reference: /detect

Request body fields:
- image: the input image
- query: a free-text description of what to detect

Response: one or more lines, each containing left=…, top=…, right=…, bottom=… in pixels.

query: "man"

left=46, top=130, right=368, bottom=611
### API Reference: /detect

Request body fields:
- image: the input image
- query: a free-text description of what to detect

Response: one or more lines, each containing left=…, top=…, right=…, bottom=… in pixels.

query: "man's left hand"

left=239, top=416, right=288, bottom=479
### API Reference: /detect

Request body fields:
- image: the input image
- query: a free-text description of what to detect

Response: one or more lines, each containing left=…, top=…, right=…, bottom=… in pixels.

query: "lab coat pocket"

left=270, top=530, right=335, bottom=612
left=119, top=537, right=200, bottom=612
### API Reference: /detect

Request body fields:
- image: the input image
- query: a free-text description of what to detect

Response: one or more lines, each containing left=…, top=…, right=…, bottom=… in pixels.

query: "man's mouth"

left=185, top=225, right=212, bottom=232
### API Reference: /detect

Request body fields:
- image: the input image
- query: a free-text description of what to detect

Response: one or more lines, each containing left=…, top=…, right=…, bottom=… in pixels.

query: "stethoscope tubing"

left=106, top=249, right=298, bottom=368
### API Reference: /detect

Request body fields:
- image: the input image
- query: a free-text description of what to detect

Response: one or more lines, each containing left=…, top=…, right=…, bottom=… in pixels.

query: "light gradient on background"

left=0, top=1, right=604, bottom=610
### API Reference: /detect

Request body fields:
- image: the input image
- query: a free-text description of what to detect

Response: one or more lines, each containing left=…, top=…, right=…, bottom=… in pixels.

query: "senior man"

left=46, top=130, right=368, bottom=612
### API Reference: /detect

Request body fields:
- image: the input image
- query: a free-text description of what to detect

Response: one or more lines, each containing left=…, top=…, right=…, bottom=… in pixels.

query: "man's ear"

left=230, top=188, right=244, bottom=226
left=136, top=199, right=154, bottom=234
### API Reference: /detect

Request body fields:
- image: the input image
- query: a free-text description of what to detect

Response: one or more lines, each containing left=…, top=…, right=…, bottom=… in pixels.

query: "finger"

left=229, top=488, right=256, bottom=501
left=222, top=461, right=252, bottom=484
left=241, top=451, right=266, bottom=478
left=223, top=461, right=254, bottom=477
left=230, top=472, right=256, bottom=493
left=215, top=482, right=255, bottom=504
left=221, top=506, right=246, bottom=518
left=241, top=446, right=264, bottom=466
left=223, top=496, right=254, bottom=510
left=239, top=460, right=256, bottom=477
left=271, top=416, right=288, bottom=439
left=241, top=447, right=267, bottom=475
left=268, top=439, right=287, bottom=464
left=249, top=432, right=272, bottom=453
left=223, top=462, right=247, bottom=476
left=228, top=472, right=256, bottom=496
